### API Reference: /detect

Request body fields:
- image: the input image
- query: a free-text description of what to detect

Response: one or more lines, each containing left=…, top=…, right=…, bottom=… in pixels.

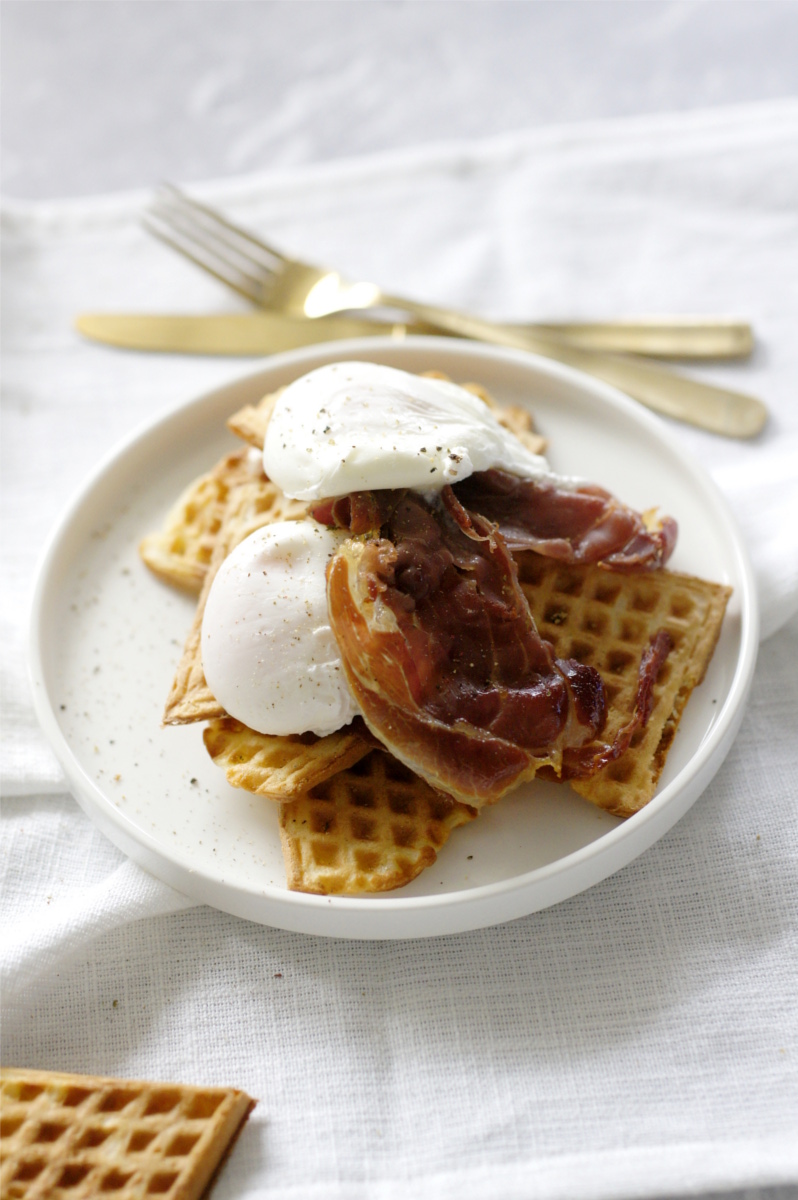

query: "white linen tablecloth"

left=2, top=101, right=797, bottom=1199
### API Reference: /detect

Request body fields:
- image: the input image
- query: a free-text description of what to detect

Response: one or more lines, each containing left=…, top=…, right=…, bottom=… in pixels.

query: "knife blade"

left=75, top=311, right=755, bottom=359
left=75, top=311, right=418, bottom=354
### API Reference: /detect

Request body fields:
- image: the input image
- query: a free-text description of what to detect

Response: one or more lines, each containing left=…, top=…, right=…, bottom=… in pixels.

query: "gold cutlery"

left=77, top=308, right=755, bottom=361
left=75, top=311, right=418, bottom=355
left=144, top=187, right=753, bottom=362
left=136, top=187, right=765, bottom=438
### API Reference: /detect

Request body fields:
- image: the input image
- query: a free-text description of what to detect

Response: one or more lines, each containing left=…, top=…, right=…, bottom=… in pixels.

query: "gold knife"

left=76, top=311, right=754, bottom=359
left=75, top=311, right=417, bottom=355
left=75, top=311, right=767, bottom=438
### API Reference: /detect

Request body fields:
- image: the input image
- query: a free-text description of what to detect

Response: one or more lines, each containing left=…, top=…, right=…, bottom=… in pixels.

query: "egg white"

left=201, top=519, right=359, bottom=737
left=263, top=361, right=550, bottom=501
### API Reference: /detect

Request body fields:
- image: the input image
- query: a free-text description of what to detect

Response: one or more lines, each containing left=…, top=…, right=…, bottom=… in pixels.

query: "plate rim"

left=27, top=336, right=760, bottom=936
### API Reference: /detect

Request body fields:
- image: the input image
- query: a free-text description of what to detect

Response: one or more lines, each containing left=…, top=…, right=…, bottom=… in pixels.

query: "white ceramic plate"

left=29, top=337, right=758, bottom=938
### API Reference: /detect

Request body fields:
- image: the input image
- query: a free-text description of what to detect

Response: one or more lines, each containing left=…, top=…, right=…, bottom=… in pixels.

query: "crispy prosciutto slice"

left=452, top=469, right=677, bottom=570
left=325, top=491, right=671, bottom=806
left=312, top=470, right=677, bottom=572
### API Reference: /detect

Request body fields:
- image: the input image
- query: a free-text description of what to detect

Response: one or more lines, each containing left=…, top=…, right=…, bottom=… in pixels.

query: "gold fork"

left=143, top=186, right=767, bottom=437
left=145, top=185, right=753, bottom=359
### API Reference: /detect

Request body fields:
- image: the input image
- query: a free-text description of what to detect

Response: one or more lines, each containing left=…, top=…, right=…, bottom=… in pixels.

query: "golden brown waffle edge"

left=517, top=552, right=731, bottom=817
left=0, top=1067, right=254, bottom=1200
left=279, top=749, right=478, bottom=895
left=202, top=717, right=373, bottom=800
left=139, top=448, right=261, bottom=595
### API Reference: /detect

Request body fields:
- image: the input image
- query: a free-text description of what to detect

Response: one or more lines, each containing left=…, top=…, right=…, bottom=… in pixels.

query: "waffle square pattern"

left=0, top=1068, right=254, bottom=1200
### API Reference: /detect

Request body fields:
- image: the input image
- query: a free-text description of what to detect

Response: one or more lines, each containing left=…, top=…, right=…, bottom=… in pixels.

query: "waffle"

left=139, top=449, right=262, bottom=594
left=516, top=552, right=731, bottom=817
left=0, top=1067, right=254, bottom=1200
left=202, top=717, right=372, bottom=799
left=161, top=469, right=308, bottom=725
left=278, top=749, right=477, bottom=894
left=226, top=375, right=547, bottom=457
left=225, top=387, right=283, bottom=451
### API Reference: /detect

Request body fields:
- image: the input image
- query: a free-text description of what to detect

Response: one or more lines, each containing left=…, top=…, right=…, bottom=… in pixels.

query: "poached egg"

left=201, top=519, right=359, bottom=737
left=262, top=361, right=550, bottom=500
left=204, top=362, right=553, bottom=738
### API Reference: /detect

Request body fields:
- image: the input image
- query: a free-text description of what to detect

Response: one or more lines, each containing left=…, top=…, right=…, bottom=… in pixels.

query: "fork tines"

left=143, top=185, right=282, bottom=306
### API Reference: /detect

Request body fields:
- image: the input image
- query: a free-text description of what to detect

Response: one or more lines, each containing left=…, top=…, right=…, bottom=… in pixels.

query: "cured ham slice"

left=312, top=470, right=677, bottom=572
left=325, top=491, right=671, bottom=806
left=451, top=469, right=677, bottom=570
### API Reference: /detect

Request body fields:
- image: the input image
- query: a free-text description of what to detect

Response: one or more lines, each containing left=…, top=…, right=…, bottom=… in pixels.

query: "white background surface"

left=2, top=5, right=798, bottom=1200
left=3, top=0, right=798, bottom=199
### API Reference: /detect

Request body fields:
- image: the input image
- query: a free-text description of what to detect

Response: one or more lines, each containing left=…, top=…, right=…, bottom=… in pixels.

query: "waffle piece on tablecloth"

left=279, top=749, right=477, bottom=894
left=517, top=552, right=731, bottom=817
left=0, top=1067, right=254, bottom=1200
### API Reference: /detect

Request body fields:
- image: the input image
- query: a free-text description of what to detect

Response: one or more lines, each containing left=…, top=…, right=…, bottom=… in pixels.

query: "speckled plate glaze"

left=29, top=337, right=758, bottom=938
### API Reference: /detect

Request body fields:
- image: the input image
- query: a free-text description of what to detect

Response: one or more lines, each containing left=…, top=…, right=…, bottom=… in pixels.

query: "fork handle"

left=382, top=298, right=766, bottom=438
